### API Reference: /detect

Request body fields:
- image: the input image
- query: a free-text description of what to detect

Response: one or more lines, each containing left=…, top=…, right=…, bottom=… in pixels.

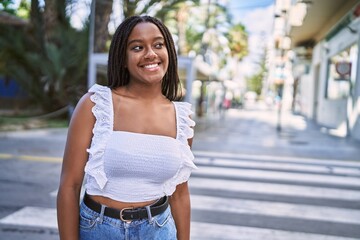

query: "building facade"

left=270, top=0, right=360, bottom=140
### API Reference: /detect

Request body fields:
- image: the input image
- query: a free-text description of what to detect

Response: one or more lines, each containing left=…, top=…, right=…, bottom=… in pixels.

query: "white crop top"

left=84, top=84, right=197, bottom=202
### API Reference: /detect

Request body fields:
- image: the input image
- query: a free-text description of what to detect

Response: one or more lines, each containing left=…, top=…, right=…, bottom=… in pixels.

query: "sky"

left=228, top=0, right=275, bottom=77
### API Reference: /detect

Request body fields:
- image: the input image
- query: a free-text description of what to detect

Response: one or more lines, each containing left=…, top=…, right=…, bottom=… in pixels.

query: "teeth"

left=144, top=64, right=158, bottom=69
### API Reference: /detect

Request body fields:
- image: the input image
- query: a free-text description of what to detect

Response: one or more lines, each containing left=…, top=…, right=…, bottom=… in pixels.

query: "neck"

left=124, top=83, right=165, bottom=101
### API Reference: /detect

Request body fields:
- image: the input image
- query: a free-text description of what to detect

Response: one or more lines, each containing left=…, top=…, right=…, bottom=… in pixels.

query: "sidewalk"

left=1, top=106, right=359, bottom=162
left=192, top=108, right=360, bottom=162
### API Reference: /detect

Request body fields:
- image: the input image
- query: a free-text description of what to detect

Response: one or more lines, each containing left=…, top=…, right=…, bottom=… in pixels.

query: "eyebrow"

left=128, top=36, right=165, bottom=46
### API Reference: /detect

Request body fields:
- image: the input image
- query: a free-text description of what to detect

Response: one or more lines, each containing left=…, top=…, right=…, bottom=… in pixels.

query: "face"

left=126, top=22, right=169, bottom=85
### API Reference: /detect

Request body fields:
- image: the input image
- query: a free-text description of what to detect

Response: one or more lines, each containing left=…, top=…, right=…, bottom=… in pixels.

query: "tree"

left=44, top=0, right=67, bottom=41
left=94, top=0, right=113, bottom=53
left=227, top=23, right=248, bottom=60
left=121, top=0, right=138, bottom=18
left=0, top=0, right=89, bottom=112
left=246, top=48, right=268, bottom=96
left=0, top=0, right=16, bottom=15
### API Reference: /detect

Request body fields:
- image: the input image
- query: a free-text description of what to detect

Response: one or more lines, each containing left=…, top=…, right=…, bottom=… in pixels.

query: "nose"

left=145, top=48, right=157, bottom=59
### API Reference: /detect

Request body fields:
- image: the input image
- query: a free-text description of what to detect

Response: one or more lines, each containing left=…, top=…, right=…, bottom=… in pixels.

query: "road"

left=0, top=108, right=360, bottom=239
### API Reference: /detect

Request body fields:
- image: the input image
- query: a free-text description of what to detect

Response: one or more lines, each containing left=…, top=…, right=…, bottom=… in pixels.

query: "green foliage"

left=227, top=23, right=248, bottom=60
left=0, top=0, right=16, bottom=15
left=246, top=48, right=268, bottom=95
left=145, top=0, right=192, bottom=22
left=17, top=0, right=29, bottom=18
left=246, top=72, right=263, bottom=95
left=0, top=2, right=89, bottom=112
left=120, top=0, right=249, bottom=69
left=0, top=0, right=29, bottom=18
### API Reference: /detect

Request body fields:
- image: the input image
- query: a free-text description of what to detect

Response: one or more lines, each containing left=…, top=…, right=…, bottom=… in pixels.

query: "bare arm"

left=57, top=93, right=95, bottom=240
left=169, top=136, right=194, bottom=240
left=169, top=181, right=191, bottom=240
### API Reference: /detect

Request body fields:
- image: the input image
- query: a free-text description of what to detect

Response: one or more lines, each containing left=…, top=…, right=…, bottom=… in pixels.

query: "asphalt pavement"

left=192, top=107, right=360, bottom=161
left=0, top=106, right=359, bottom=240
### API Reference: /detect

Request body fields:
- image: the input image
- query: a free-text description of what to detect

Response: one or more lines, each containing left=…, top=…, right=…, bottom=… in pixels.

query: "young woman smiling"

left=57, top=15, right=197, bottom=240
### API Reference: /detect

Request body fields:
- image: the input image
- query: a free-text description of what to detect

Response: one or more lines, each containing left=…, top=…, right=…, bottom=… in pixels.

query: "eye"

left=131, top=45, right=143, bottom=51
left=154, top=43, right=164, bottom=49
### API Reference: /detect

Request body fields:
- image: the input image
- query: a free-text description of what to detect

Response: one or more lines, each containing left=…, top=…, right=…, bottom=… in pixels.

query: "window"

left=325, top=44, right=358, bottom=99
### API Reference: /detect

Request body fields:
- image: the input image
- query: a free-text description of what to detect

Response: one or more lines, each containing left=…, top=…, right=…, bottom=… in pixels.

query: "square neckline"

left=109, top=89, right=179, bottom=140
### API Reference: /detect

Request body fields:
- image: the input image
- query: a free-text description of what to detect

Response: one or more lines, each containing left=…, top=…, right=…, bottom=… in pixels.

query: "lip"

left=141, top=62, right=161, bottom=71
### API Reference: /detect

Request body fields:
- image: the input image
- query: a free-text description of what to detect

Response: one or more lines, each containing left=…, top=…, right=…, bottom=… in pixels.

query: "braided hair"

left=107, top=15, right=180, bottom=101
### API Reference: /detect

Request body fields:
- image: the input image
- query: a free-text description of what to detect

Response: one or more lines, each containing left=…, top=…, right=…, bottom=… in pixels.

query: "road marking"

left=193, top=150, right=360, bottom=166
left=1, top=151, right=359, bottom=239
left=189, top=177, right=360, bottom=201
left=20, top=155, right=62, bottom=163
left=191, top=195, right=360, bottom=225
left=0, top=153, right=62, bottom=163
left=196, top=166, right=360, bottom=187
left=49, top=190, right=58, bottom=197
left=195, top=157, right=360, bottom=176
left=1, top=206, right=358, bottom=240
left=0, top=153, right=13, bottom=159
left=0, top=207, right=57, bottom=229
left=191, top=222, right=360, bottom=240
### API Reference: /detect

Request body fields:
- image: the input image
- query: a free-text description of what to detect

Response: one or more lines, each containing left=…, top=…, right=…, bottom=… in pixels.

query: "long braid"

left=107, top=15, right=181, bottom=101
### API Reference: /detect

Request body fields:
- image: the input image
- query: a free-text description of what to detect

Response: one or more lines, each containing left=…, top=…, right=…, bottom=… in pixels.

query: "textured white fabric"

left=84, top=84, right=197, bottom=202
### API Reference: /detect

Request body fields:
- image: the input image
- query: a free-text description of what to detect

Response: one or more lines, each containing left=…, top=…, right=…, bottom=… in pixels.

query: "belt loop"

left=98, top=204, right=106, bottom=223
left=145, top=205, right=154, bottom=223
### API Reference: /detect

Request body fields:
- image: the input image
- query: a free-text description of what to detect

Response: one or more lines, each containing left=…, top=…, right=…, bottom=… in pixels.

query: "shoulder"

left=71, top=84, right=110, bottom=123
left=173, top=101, right=195, bottom=121
left=173, top=101, right=196, bottom=143
left=173, top=101, right=193, bottom=113
left=88, top=84, right=113, bottom=107
left=88, top=84, right=111, bottom=94
left=71, top=92, right=95, bottom=124
left=77, top=92, right=94, bottom=110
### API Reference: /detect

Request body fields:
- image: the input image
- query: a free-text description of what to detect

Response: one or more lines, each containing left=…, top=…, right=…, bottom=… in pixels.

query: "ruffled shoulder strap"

left=84, top=84, right=113, bottom=189
left=173, top=101, right=195, bottom=145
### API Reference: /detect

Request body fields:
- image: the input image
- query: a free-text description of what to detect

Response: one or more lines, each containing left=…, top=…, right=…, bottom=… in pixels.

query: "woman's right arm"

left=57, top=93, right=95, bottom=240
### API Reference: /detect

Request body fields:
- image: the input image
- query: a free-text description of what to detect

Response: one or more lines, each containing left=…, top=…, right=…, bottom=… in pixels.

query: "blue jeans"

left=79, top=200, right=177, bottom=240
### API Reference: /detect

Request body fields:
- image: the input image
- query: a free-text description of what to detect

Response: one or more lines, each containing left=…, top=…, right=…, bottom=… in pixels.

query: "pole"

left=87, top=0, right=96, bottom=88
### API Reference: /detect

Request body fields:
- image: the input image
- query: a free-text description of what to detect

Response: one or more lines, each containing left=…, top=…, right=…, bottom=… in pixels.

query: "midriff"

left=89, top=195, right=158, bottom=209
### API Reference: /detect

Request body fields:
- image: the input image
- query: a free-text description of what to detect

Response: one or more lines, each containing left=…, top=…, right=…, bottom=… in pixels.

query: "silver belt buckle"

left=120, top=207, right=133, bottom=223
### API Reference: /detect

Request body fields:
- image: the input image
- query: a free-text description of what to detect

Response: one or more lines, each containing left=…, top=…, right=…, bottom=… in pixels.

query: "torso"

left=88, top=86, right=176, bottom=209
left=90, top=195, right=157, bottom=209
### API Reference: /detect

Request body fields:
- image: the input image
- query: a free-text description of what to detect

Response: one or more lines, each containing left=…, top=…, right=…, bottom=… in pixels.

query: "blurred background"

left=1, top=0, right=360, bottom=141
left=1, top=0, right=360, bottom=239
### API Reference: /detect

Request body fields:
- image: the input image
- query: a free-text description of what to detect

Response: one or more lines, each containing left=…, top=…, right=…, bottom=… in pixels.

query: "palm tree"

left=227, top=23, right=248, bottom=60
left=123, top=0, right=139, bottom=18
left=0, top=0, right=89, bottom=112
left=44, top=0, right=67, bottom=41
left=94, top=0, right=113, bottom=53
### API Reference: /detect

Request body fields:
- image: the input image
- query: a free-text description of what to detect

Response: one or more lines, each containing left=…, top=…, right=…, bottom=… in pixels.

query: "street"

left=0, top=108, right=360, bottom=239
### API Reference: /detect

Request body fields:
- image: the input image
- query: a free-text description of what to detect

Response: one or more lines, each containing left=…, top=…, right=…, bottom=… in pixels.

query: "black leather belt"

left=83, top=193, right=169, bottom=222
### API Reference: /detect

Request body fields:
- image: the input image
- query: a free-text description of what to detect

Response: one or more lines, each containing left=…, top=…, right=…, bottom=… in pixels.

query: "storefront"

left=287, top=1, right=360, bottom=140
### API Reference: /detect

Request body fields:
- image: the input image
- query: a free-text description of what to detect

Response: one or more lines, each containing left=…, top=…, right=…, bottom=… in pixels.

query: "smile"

left=143, top=63, right=159, bottom=69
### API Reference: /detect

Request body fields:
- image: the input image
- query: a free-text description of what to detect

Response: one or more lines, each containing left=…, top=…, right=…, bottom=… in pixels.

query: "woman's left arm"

left=169, top=181, right=191, bottom=240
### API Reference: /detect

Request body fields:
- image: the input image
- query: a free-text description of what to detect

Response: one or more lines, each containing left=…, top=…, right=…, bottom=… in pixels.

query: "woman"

left=57, top=15, right=197, bottom=240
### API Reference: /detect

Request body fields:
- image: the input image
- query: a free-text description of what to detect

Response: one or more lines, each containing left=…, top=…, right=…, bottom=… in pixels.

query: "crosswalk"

left=1, top=151, right=360, bottom=239
left=189, top=151, right=360, bottom=240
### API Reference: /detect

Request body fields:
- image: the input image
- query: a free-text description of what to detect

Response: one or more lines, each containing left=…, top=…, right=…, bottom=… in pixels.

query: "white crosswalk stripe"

left=194, top=166, right=360, bottom=187
left=190, top=222, right=360, bottom=240
left=0, top=207, right=57, bottom=229
left=1, top=152, right=360, bottom=239
left=189, top=177, right=360, bottom=201
left=189, top=152, right=360, bottom=239
left=195, top=157, right=360, bottom=176
left=191, top=195, right=360, bottom=225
